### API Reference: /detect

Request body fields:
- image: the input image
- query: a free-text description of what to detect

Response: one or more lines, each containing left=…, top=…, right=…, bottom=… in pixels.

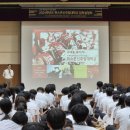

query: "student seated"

left=22, top=122, right=45, bottom=130
left=71, top=104, right=97, bottom=130
left=46, top=108, right=66, bottom=130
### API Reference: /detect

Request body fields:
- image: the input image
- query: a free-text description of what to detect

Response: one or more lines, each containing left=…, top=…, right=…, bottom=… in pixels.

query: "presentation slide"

left=32, top=29, right=99, bottom=79
left=21, top=21, right=109, bottom=94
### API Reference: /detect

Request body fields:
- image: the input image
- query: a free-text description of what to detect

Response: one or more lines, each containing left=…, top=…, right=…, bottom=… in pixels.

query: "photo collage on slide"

left=32, top=28, right=99, bottom=79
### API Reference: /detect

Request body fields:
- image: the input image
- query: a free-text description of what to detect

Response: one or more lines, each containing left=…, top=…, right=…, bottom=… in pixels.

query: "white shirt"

left=0, top=119, right=22, bottom=130
left=114, top=107, right=130, bottom=130
left=93, top=89, right=99, bottom=101
left=3, top=69, right=14, bottom=79
left=35, top=92, right=48, bottom=109
left=27, top=100, right=39, bottom=117
left=100, top=96, right=113, bottom=114
left=60, top=95, right=71, bottom=111
left=127, top=119, right=130, bottom=130
left=73, top=124, right=97, bottom=130
left=107, top=101, right=118, bottom=116
left=84, top=101, right=93, bottom=115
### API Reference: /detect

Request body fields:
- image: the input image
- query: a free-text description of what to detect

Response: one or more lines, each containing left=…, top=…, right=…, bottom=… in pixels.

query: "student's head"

left=106, top=87, right=113, bottom=96
left=61, top=87, right=70, bottom=95
left=0, top=98, right=12, bottom=114
left=68, top=94, right=83, bottom=111
left=71, top=104, right=89, bottom=124
left=16, top=102, right=27, bottom=112
left=113, top=94, right=119, bottom=102
left=78, top=91, right=87, bottom=101
left=22, top=122, right=45, bottom=130
left=47, top=108, right=66, bottom=130
left=30, top=89, right=37, bottom=96
left=50, top=84, right=56, bottom=94
left=45, top=84, right=51, bottom=94
left=76, top=83, right=81, bottom=90
left=12, top=111, right=28, bottom=126
left=108, top=83, right=114, bottom=89
left=37, top=87, right=44, bottom=93
left=125, top=96, right=130, bottom=107
left=97, top=81, right=103, bottom=89
left=15, top=95, right=26, bottom=109
left=23, top=91, right=31, bottom=102
left=116, top=94, right=126, bottom=108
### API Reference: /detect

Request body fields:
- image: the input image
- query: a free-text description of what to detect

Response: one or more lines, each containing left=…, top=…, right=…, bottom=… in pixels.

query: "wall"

left=0, top=21, right=130, bottom=87
left=0, top=22, right=20, bottom=86
left=110, top=22, right=130, bottom=87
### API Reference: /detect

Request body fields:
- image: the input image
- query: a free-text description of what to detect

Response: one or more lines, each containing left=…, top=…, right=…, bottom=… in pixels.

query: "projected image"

left=32, top=29, right=99, bottom=78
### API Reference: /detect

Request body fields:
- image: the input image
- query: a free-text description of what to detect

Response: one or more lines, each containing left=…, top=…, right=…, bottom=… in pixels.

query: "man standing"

left=3, top=64, right=14, bottom=88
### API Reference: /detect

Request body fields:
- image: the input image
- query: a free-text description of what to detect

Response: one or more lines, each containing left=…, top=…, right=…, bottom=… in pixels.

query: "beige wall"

left=110, top=22, right=130, bottom=64
left=0, top=21, right=130, bottom=64
left=0, top=21, right=20, bottom=64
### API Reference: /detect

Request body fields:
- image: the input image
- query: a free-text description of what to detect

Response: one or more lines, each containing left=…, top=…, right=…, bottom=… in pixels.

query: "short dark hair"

left=125, top=96, right=130, bottom=107
left=29, top=89, right=37, bottom=96
left=0, top=98, right=12, bottom=114
left=47, top=108, right=66, bottom=129
left=12, top=111, right=28, bottom=125
left=22, top=122, right=45, bottom=130
left=61, top=87, right=70, bottom=95
left=68, top=94, right=83, bottom=111
left=37, top=87, right=44, bottom=93
left=45, top=84, right=51, bottom=94
left=71, top=104, right=89, bottom=123
left=97, top=81, right=103, bottom=88
left=106, top=87, right=113, bottom=96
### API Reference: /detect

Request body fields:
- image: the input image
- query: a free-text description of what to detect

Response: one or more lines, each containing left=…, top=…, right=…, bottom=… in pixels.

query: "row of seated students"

left=0, top=82, right=130, bottom=130
left=93, top=81, right=130, bottom=130
left=0, top=82, right=96, bottom=130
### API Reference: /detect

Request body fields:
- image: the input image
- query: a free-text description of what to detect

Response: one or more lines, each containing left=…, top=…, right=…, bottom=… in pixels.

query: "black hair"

left=61, top=87, right=70, bottom=95
left=50, top=84, right=56, bottom=94
left=78, top=91, right=87, bottom=101
left=116, top=94, right=126, bottom=108
left=76, top=83, right=81, bottom=90
left=22, top=122, right=45, bottom=130
left=29, top=89, right=37, bottom=96
left=71, top=104, right=89, bottom=124
left=37, top=87, right=44, bottom=93
left=125, top=96, right=130, bottom=107
left=23, top=91, right=31, bottom=102
left=12, top=111, right=28, bottom=125
left=0, top=98, right=12, bottom=114
left=106, top=87, right=113, bottom=96
left=68, top=94, right=83, bottom=111
left=113, top=94, right=119, bottom=101
left=47, top=108, right=66, bottom=129
left=97, top=81, right=103, bottom=88
left=45, top=84, right=51, bottom=94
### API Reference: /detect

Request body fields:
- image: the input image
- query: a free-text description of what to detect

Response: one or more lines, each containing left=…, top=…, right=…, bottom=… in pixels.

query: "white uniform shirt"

left=35, top=92, right=48, bottom=109
left=100, top=96, right=113, bottom=114
left=73, top=124, right=97, bottom=130
left=114, top=107, right=130, bottom=130
left=0, top=119, right=22, bottom=130
left=127, top=119, right=130, bottom=130
left=3, top=69, right=14, bottom=79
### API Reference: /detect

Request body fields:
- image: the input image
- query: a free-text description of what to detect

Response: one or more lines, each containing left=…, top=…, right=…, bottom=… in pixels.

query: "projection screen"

left=21, top=21, right=109, bottom=94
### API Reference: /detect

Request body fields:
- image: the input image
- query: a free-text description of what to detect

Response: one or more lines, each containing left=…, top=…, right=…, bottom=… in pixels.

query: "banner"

left=29, top=7, right=103, bottom=19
